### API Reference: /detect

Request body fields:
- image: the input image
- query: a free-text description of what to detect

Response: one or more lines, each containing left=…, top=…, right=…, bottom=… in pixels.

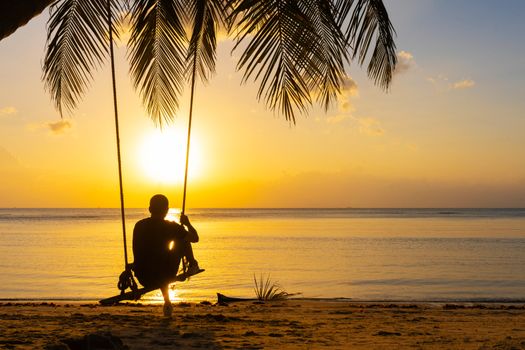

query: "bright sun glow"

left=138, top=127, right=202, bottom=184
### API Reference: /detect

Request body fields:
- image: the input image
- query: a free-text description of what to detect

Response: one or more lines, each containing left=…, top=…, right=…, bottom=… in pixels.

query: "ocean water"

left=0, top=208, right=524, bottom=303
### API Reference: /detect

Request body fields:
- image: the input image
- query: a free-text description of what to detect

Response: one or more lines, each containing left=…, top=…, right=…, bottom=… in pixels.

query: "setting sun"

left=138, top=127, right=202, bottom=184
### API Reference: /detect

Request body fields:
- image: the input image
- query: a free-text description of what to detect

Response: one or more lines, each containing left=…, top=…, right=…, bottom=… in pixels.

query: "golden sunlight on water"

left=1, top=209, right=525, bottom=303
left=165, top=208, right=182, bottom=223
left=140, top=288, right=183, bottom=304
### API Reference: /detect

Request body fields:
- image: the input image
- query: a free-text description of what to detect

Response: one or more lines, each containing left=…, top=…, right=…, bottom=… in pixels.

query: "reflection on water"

left=165, top=208, right=181, bottom=223
left=0, top=208, right=525, bottom=302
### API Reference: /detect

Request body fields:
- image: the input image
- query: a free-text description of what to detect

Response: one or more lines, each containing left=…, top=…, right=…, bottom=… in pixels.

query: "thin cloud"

left=427, top=75, right=475, bottom=92
left=341, top=76, right=359, bottom=96
left=0, top=106, right=17, bottom=117
left=426, top=74, right=449, bottom=85
left=355, top=117, right=385, bottom=136
left=337, top=76, right=358, bottom=113
left=339, top=100, right=354, bottom=113
left=326, top=77, right=384, bottom=136
left=326, top=114, right=350, bottom=124
left=47, top=120, right=72, bottom=135
left=451, top=79, right=475, bottom=90
left=426, top=74, right=449, bottom=92
left=394, top=50, right=415, bottom=75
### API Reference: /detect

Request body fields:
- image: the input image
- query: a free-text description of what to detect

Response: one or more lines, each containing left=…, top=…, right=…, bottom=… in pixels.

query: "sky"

left=0, top=0, right=524, bottom=208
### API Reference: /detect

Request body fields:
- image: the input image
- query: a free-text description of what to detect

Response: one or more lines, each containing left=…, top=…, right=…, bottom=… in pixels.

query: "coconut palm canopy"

left=4, top=0, right=397, bottom=124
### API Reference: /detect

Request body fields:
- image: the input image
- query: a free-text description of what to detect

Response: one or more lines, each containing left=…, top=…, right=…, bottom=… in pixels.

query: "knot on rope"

left=117, top=264, right=138, bottom=295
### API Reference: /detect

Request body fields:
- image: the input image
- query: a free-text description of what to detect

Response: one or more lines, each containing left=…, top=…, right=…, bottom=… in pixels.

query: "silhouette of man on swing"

left=133, top=194, right=203, bottom=316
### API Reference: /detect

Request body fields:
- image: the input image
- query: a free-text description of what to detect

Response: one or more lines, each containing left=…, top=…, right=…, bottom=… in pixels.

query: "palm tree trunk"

left=0, top=0, right=55, bottom=41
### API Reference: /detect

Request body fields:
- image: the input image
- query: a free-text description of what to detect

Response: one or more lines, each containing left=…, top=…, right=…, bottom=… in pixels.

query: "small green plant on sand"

left=253, top=274, right=297, bottom=301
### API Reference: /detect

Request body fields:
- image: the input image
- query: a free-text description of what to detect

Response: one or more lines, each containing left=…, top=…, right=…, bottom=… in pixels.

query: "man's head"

left=149, top=194, right=169, bottom=218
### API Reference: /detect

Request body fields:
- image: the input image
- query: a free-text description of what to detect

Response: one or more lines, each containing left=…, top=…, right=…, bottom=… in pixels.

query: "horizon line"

left=1, top=207, right=525, bottom=210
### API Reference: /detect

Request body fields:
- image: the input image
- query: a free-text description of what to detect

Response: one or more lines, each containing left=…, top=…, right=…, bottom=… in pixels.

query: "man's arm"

left=180, top=215, right=199, bottom=242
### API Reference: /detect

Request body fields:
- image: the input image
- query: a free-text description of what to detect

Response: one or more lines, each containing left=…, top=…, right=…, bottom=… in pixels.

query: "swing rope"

left=106, top=0, right=136, bottom=294
left=105, top=0, right=198, bottom=291
left=181, top=49, right=198, bottom=215
left=179, top=44, right=199, bottom=276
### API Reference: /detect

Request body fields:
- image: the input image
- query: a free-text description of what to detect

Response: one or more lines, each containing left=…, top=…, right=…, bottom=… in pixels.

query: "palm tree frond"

left=232, top=0, right=317, bottom=123
left=127, top=0, right=188, bottom=126
left=298, top=0, right=348, bottom=110
left=336, top=0, right=397, bottom=89
left=43, top=0, right=118, bottom=116
left=42, top=0, right=396, bottom=124
left=186, top=0, right=227, bottom=83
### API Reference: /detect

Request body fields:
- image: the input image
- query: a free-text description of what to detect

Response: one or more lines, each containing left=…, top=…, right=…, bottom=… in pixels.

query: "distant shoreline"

left=2, top=207, right=525, bottom=209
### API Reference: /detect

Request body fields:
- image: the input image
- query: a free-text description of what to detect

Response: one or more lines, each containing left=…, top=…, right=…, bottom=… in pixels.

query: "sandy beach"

left=1, top=300, right=525, bottom=349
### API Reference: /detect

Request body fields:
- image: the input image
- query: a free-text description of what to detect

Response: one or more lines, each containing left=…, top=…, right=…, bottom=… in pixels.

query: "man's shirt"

left=132, top=217, right=187, bottom=283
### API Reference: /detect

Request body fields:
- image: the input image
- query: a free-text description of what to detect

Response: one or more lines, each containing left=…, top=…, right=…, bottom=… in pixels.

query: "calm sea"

left=0, top=208, right=524, bottom=303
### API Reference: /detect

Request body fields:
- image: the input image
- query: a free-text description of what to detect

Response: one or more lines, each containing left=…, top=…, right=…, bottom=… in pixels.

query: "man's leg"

left=172, top=240, right=202, bottom=281
left=179, top=239, right=197, bottom=266
left=160, top=285, right=172, bottom=317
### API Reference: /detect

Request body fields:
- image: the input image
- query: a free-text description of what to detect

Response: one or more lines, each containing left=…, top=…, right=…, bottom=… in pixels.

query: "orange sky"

left=1, top=1, right=524, bottom=208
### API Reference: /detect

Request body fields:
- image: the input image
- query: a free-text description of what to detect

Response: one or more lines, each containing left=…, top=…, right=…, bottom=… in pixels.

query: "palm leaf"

left=186, top=0, right=227, bottom=83
left=43, top=0, right=396, bottom=124
left=43, top=0, right=121, bottom=116
left=127, top=0, right=188, bottom=126
left=232, top=0, right=315, bottom=123
left=299, top=0, right=348, bottom=110
left=231, top=0, right=395, bottom=122
left=335, top=0, right=397, bottom=89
